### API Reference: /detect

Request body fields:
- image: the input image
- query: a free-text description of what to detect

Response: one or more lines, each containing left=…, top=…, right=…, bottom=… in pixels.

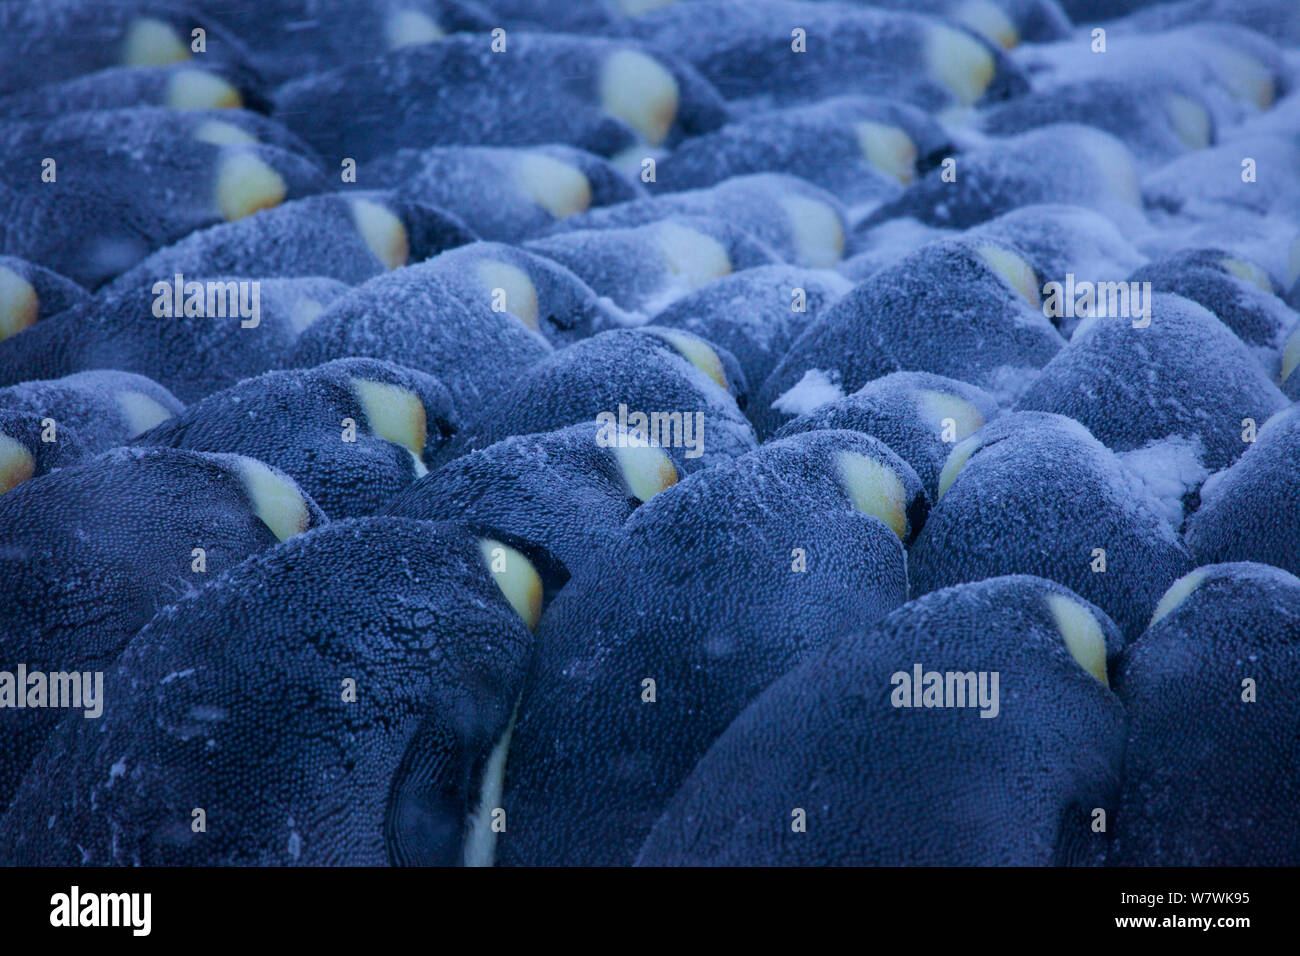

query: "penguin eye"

left=612, top=444, right=678, bottom=504
left=478, top=539, right=544, bottom=630
left=1045, top=593, right=1109, bottom=685
left=1149, top=568, right=1210, bottom=629
left=834, top=450, right=908, bottom=541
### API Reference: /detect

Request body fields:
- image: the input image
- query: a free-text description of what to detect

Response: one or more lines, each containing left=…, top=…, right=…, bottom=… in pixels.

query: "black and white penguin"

left=637, top=575, right=1124, bottom=865
left=649, top=96, right=953, bottom=212
left=1015, top=293, right=1290, bottom=526
left=0, top=409, right=88, bottom=495
left=1184, top=404, right=1300, bottom=578
left=860, top=125, right=1144, bottom=232
left=0, top=112, right=327, bottom=287
left=1111, top=561, right=1300, bottom=865
left=289, top=260, right=553, bottom=412
left=0, top=517, right=541, bottom=866
left=626, top=0, right=1029, bottom=113
left=523, top=216, right=779, bottom=316
left=135, top=358, right=460, bottom=518
left=550, top=174, right=848, bottom=269
left=103, top=192, right=475, bottom=293
left=773, top=370, right=999, bottom=501
left=366, top=144, right=642, bottom=244
left=0, top=1, right=253, bottom=96
left=0, top=64, right=261, bottom=121
left=0, top=255, right=87, bottom=343
left=0, top=369, right=183, bottom=453
left=650, top=264, right=852, bottom=394
left=441, top=327, right=756, bottom=469
left=1127, top=249, right=1297, bottom=374
left=0, top=445, right=324, bottom=812
left=0, top=276, right=350, bottom=401
left=753, top=237, right=1064, bottom=435
left=396, top=241, right=629, bottom=347
left=384, top=421, right=684, bottom=576
left=190, top=0, right=494, bottom=84
left=909, top=411, right=1193, bottom=640
left=498, top=429, right=927, bottom=865
left=273, top=33, right=727, bottom=162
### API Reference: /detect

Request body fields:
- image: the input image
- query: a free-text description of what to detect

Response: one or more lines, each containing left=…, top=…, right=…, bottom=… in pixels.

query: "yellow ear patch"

left=836, top=450, right=908, bottom=540
left=856, top=121, right=917, bottom=185
left=289, top=298, right=326, bottom=334
left=216, top=151, right=287, bottom=222
left=194, top=120, right=257, bottom=146
left=167, top=69, right=242, bottom=109
left=954, top=0, right=1019, bottom=49
left=613, top=443, right=678, bottom=502
left=123, top=17, right=190, bottom=67
left=350, top=199, right=409, bottom=271
left=1282, top=325, right=1300, bottom=384
left=654, top=329, right=728, bottom=391
left=350, top=378, right=429, bottom=471
left=515, top=153, right=592, bottom=220
left=657, top=222, right=731, bottom=289
left=977, top=243, right=1041, bottom=308
left=1046, top=593, right=1109, bottom=685
left=1150, top=568, right=1209, bottom=629
left=386, top=9, right=444, bottom=49
left=0, top=435, right=35, bottom=494
left=115, top=390, right=175, bottom=436
left=937, top=433, right=982, bottom=500
left=476, top=260, right=540, bottom=331
left=1165, top=94, right=1211, bottom=150
left=600, top=49, right=680, bottom=146
left=232, top=456, right=311, bottom=542
left=1208, top=46, right=1274, bottom=108
left=1081, top=133, right=1141, bottom=205
left=780, top=196, right=844, bottom=268
left=479, top=539, right=543, bottom=630
left=1220, top=257, right=1273, bottom=294
left=926, top=24, right=995, bottom=106
left=917, top=390, right=986, bottom=441
left=0, top=267, right=39, bottom=342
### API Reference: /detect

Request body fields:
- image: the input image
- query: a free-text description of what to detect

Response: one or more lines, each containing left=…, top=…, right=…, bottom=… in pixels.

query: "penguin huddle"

left=1, top=0, right=1298, bottom=868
